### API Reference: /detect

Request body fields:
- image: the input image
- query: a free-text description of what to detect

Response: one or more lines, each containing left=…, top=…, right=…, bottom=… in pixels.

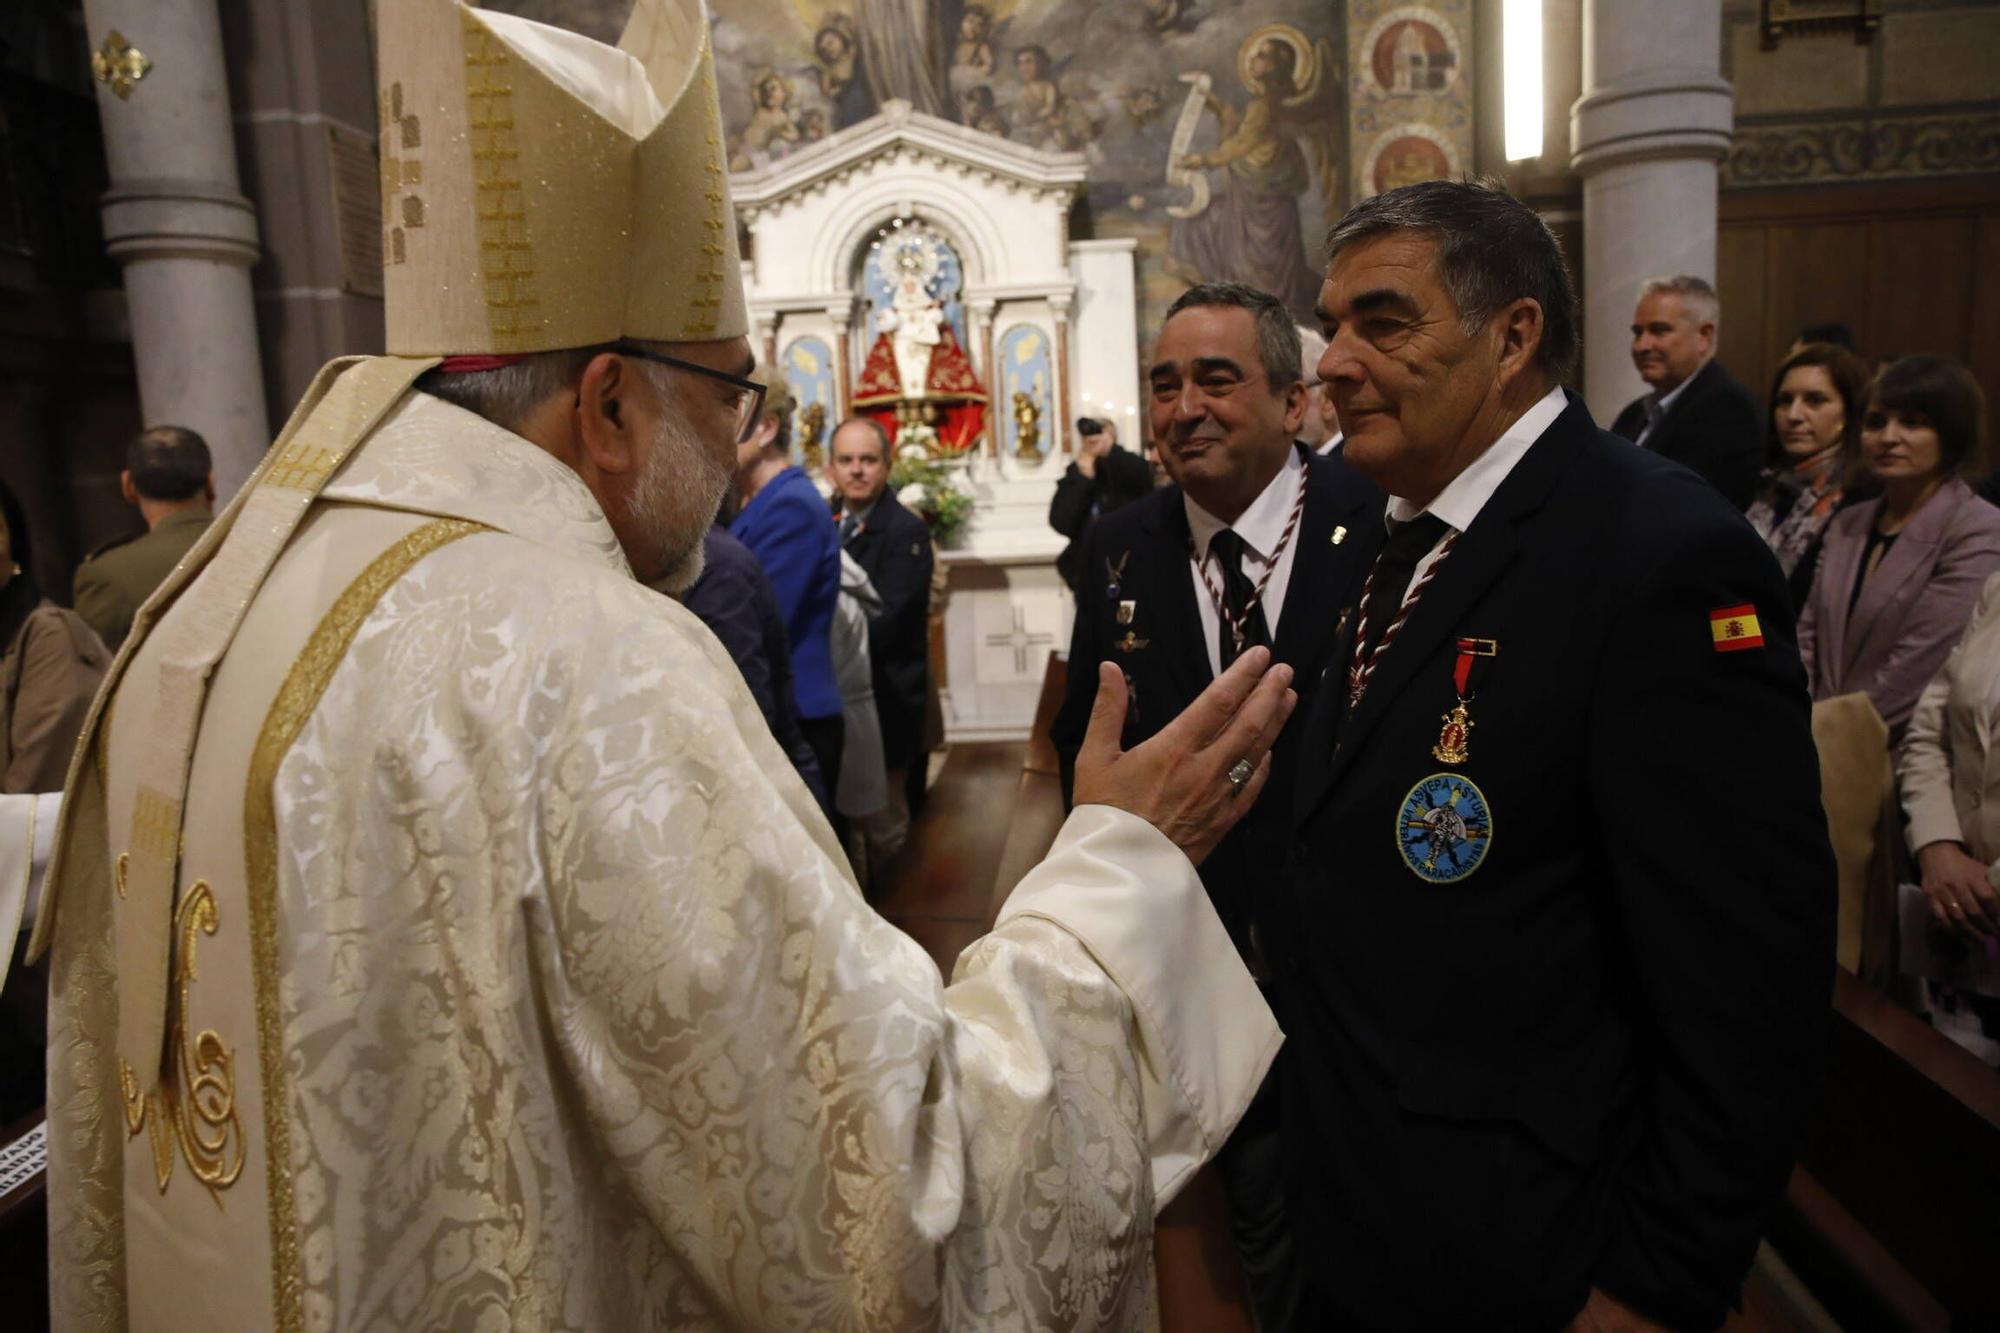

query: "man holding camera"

left=1050, top=414, right=1154, bottom=594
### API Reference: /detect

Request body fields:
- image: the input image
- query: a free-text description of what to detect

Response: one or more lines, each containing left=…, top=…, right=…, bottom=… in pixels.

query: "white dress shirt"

left=1315, top=430, right=1345, bottom=457
left=1383, top=385, right=1568, bottom=596
left=1633, top=367, right=1697, bottom=448
left=1185, top=444, right=1307, bottom=676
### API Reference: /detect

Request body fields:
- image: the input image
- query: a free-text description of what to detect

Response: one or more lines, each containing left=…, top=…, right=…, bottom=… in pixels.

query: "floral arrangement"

left=890, top=448, right=975, bottom=548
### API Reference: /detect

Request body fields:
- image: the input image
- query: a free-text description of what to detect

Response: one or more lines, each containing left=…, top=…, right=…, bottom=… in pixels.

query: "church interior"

left=1, top=0, right=1998, bottom=1328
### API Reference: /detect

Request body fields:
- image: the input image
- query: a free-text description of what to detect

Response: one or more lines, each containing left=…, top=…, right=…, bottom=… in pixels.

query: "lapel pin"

left=1115, top=631, right=1150, bottom=653
left=1117, top=600, right=1136, bottom=625
left=1332, top=525, right=1348, bottom=545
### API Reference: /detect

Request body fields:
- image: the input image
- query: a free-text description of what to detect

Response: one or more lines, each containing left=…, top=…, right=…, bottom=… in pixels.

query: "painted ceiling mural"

left=486, top=3, right=1473, bottom=328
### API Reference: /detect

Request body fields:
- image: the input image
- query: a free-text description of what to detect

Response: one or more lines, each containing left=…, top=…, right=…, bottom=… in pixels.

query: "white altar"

left=731, top=101, right=1142, bottom=741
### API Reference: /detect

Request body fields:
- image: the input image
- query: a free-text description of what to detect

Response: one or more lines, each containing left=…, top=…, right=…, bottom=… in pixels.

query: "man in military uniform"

left=1276, top=180, right=1834, bottom=1330
left=72, top=425, right=214, bottom=651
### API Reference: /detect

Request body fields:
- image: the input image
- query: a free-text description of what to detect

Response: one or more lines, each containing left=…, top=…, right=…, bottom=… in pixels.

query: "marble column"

left=828, top=303, right=854, bottom=422
left=1049, top=293, right=1074, bottom=465
left=968, top=298, right=997, bottom=459
left=85, top=0, right=270, bottom=501
left=1568, top=0, right=1732, bottom=419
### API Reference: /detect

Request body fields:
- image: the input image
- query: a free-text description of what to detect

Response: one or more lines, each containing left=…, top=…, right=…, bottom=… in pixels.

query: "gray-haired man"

left=1275, top=181, right=1832, bottom=1330
left=1609, top=274, right=1763, bottom=510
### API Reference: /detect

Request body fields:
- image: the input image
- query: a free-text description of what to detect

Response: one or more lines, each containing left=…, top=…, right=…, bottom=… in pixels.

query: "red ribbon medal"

left=1433, top=637, right=1498, bottom=765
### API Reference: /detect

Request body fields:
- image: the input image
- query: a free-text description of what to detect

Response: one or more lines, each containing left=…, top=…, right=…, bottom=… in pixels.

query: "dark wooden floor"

left=871, top=742, right=1028, bottom=979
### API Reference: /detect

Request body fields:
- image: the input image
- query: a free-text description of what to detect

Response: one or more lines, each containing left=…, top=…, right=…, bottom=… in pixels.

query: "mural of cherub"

left=813, top=12, right=876, bottom=129
left=953, top=6, right=996, bottom=80
left=1011, top=45, right=1077, bottom=150
left=743, top=72, right=801, bottom=155
left=960, top=84, right=1009, bottom=137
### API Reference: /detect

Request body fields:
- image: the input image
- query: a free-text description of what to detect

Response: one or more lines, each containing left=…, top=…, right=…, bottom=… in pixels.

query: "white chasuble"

left=37, top=381, right=1280, bottom=1331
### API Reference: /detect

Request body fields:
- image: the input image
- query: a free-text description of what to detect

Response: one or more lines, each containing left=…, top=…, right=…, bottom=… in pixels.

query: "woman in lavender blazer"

left=1799, top=356, right=2000, bottom=743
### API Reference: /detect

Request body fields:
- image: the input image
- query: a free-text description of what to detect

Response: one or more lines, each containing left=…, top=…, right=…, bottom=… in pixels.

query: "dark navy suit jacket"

left=681, top=524, right=829, bottom=813
left=1274, top=396, right=1833, bottom=1329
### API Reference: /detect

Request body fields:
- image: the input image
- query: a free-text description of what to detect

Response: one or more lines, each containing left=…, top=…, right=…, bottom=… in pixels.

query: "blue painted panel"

left=781, top=336, right=835, bottom=462
left=996, top=324, right=1053, bottom=461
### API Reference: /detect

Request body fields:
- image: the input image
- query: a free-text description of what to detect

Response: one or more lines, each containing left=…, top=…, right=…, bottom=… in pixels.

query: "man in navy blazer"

left=1277, top=181, right=1833, bottom=1330
left=1052, top=282, right=1380, bottom=1327
left=1610, top=275, right=1763, bottom=511
left=830, top=418, right=935, bottom=846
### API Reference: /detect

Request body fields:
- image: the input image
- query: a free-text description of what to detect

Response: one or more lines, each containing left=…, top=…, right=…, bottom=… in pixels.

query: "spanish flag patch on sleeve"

left=1710, top=603, right=1765, bottom=652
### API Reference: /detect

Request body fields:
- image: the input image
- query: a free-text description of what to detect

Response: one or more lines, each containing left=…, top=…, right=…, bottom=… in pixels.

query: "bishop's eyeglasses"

left=615, top=344, right=768, bottom=442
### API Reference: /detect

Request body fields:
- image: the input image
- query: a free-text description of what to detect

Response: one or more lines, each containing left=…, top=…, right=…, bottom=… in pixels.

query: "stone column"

left=85, top=0, right=269, bottom=500
left=1049, top=293, right=1074, bottom=463
left=828, top=303, right=854, bottom=421
left=1569, top=1, right=1732, bottom=419
left=967, top=298, right=997, bottom=459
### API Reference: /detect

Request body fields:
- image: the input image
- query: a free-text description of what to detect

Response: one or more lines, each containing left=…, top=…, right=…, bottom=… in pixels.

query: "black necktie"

left=1208, top=528, right=1272, bottom=669
left=1356, top=513, right=1450, bottom=666
left=838, top=511, right=859, bottom=543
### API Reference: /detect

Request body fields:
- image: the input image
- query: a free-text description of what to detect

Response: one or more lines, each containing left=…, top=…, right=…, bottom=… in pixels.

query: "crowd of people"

left=0, top=5, right=1991, bottom=1327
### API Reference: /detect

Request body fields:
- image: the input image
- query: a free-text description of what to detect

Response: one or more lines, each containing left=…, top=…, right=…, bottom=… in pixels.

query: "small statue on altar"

left=1011, top=390, right=1041, bottom=460
left=876, top=254, right=947, bottom=400
left=851, top=227, right=988, bottom=453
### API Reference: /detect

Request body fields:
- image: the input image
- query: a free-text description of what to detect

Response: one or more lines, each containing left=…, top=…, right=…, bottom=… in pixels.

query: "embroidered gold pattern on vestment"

left=117, top=880, right=246, bottom=1200
left=244, top=517, right=490, bottom=1333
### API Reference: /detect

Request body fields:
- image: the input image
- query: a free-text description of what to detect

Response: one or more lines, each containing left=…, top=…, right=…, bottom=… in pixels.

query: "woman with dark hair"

left=1, top=481, right=109, bottom=792
left=1799, top=355, right=2000, bottom=741
left=1745, top=342, right=1872, bottom=608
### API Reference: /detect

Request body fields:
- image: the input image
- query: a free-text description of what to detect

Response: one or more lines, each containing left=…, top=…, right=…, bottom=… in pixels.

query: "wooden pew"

left=1766, top=969, right=2000, bottom=1329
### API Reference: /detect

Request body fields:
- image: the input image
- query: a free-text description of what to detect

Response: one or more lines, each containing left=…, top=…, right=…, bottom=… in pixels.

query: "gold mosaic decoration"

left=119, top=880, right=246, bottom=1201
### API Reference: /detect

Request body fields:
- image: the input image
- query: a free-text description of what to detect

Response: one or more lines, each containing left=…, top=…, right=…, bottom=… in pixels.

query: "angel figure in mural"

left=1166, top=26, right=1341, bottom=317
left=731, top=71, right=801, bottom=170
left=953, top=5, right=997, bottom=81
left=960, top=84, right=1010, bottom=137
left=1009, top=45, right=1101, bottom=152
left=813, top=13, right=877, bottom=129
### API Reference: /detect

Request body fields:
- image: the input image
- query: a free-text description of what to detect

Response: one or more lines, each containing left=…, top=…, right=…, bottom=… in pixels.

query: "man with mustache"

left=1052, top=281, right=1380, bottom=1325
left=1274, top=180, right=1833, bottom=1329
left=1610, top=274, right=1763, bottom=511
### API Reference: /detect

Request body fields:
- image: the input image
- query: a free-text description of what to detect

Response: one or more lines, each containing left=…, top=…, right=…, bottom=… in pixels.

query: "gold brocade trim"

left=244, top=517, right=491, bottom=1333
left=117, top=880, right=246, bottom=1202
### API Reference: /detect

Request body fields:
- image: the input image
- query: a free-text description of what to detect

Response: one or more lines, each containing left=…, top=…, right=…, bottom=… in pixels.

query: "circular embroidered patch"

left=1396, top=772, right=1494, bottom=884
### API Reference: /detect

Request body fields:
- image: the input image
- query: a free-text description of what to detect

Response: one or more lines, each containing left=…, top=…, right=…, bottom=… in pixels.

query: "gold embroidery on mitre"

left=462, top=14, right=540, bottom=351
left=378, top=0, right=747, bottom=353
left=118, top=880, right=246, bottom=1202
left=245, top=517, right=492, bottom=1333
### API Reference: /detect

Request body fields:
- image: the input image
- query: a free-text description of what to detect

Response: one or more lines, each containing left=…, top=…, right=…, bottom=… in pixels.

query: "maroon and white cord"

left=1346, top=529, right=1458, bottom=708
left=1189, top=456, right=1312, bottom=656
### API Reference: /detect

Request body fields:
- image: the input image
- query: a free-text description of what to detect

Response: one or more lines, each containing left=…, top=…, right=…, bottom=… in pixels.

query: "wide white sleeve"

left=0, top=791, right=60, bottom=991
left=534, top=602, right=1277, bottom=1330
left=989, top=804, right=1281, bottom=1206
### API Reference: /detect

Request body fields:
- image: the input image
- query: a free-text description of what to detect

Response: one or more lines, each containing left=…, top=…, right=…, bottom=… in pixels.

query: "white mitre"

left=377, top=0, right=748, bottom=353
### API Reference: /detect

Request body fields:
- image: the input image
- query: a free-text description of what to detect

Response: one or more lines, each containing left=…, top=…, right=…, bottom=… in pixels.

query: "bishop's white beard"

left=628, top=399, right=731, bottom=595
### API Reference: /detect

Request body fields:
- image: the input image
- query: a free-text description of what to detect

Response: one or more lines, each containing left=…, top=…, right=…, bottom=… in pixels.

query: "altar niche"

left=731, top=101, right=1142, bottom=740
